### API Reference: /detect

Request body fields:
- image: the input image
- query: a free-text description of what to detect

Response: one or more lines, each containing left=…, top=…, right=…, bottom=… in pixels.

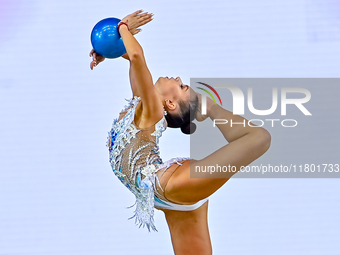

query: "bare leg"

left=162, top=201, right=212, bottom=255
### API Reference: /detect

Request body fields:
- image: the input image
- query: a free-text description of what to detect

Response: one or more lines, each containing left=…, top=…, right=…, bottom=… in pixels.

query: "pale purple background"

left=0, top=0, right=339, bottom=254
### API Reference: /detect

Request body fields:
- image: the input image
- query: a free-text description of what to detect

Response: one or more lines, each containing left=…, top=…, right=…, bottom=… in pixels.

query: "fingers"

left=92, top=52, right=97, bottom=63
left=91, top=52, right=97, bottom=69
left=138, top=15, right=153, bottom=27
left=90, top=50, right=104, bottom=70
left=137, top=12, right=151, bottom=19
left=89, top=49, right=95, bottom=57
left=90, top=60, right=96, bottom=70
left=126, top=11, right=153, bottom=33
left=132, top=28, right=142, bottom=35
left=90, top=58, right=101, bottom=69
left=89, top=50, right=96, bottom=70
left=137, top=12, right=153, bottom=21
left=128, top=10, right=153, bottom=21
left=133, top=13, right=153, bottom=28
left=132, top=9, right=143, bottom=16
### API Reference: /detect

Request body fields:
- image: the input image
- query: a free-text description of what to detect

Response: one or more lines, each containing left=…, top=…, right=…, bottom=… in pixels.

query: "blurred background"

left=0, top=0, right=339, bottom=254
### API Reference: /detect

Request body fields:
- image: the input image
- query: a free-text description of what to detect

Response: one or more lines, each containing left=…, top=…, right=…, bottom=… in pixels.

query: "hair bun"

left=181, top=122, right=197, bottom=135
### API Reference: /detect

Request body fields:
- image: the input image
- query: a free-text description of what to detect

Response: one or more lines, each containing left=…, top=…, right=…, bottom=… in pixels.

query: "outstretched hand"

left=89, top=10, right=153, bottom=69
left=120, top=10, right=154, bottom=35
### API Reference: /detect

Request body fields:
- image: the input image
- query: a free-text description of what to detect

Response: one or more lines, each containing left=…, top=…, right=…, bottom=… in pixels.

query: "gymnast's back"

left=108, top=96, right=165, bottom=187
left=107, top=96, right=170, bottom=230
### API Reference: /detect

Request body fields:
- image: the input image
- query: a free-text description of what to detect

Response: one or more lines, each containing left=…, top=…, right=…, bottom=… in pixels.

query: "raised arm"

left=90, top=11, right=163, bottom=122
left=118, top=11, right=163, bottom=121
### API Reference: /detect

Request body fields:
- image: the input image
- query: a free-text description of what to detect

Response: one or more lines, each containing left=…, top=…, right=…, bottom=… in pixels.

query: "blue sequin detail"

left=109, top=130, right=117, bottom=150
left=136, top=173, right=141, bottom=188
left=107, top=96, right=167, bottom=232
left=154, top=195, right=170, bottom=206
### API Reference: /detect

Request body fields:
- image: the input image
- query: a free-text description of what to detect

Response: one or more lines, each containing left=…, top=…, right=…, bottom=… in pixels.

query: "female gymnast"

left=90, top=10, right=271, bottom=255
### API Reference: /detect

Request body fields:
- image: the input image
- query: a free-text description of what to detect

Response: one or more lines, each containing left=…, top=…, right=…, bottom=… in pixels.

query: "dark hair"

left=165, top=95, right=199, bottom=135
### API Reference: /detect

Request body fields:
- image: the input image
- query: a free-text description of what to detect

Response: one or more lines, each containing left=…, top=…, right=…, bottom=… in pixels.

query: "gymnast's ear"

left=165, top=99, right=177, bottom=111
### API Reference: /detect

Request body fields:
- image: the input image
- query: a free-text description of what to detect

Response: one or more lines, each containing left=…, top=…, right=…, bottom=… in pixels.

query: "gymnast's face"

left=155, top=76, right=193, bottom=111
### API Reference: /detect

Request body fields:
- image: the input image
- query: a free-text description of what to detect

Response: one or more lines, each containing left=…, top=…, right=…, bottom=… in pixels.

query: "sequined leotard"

left=107, top=96, right=192, bottom=231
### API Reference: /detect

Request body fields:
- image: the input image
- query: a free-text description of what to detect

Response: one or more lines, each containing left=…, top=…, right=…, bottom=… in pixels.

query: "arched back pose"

left=90, top=10, right=271, bottom=255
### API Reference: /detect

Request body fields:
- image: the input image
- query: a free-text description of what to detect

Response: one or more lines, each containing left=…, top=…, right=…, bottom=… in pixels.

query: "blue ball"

left=90, top=17, right=126, bottom=59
